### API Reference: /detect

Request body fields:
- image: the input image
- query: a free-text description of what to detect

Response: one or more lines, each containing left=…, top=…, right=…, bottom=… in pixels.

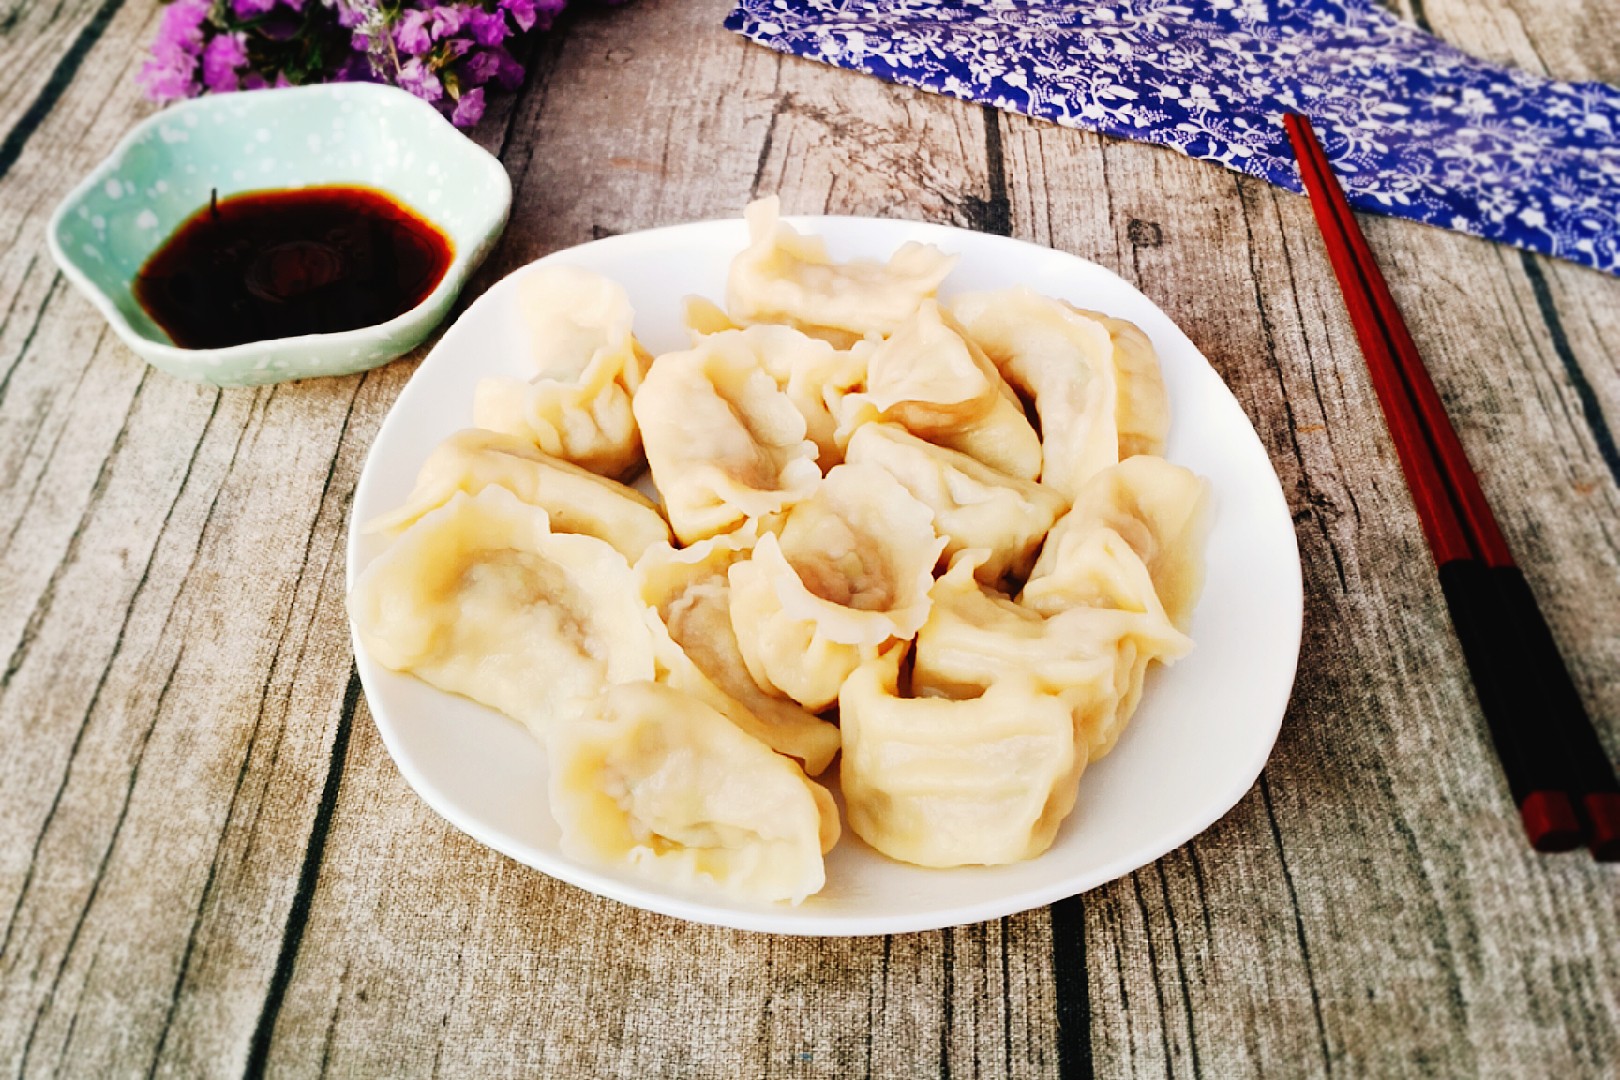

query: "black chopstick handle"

left=1485, top=566, right=1620, bottom=861
left=1437, top=559, right=1583, bottom=852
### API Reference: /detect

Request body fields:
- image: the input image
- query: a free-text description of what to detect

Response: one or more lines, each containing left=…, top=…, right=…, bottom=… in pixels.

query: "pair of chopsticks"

left=1282, top=114, right=1620, bottom=862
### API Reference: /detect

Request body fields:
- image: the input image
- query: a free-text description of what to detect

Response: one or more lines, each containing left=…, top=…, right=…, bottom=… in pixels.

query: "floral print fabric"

left=726, top=0, right=1620, bottom=275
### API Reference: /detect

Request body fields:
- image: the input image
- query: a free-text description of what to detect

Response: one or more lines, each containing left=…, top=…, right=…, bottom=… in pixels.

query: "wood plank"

left=1006, top=115, right=1620, bottom=1076
left=247, top=3, right=1068, bottom=1078
left=0, top=0, right=1614, bottom=1076
left=994, top=0, right=1620, bottom=1071
left=0, top=0, right=149, bottom=174
left=997, top=119, right=1354, bottom=1077
left=261, top=706, right=1057, bottom=1077
left=0, top=9, right=420, bottom=1075
left=0, top=361, right=404, bottom=1076
left=1403, top=0, right=1620, bottom=82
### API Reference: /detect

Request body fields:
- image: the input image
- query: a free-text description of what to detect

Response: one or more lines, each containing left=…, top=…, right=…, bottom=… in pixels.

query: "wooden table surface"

left=2, top=0, right=1617, bottom=1076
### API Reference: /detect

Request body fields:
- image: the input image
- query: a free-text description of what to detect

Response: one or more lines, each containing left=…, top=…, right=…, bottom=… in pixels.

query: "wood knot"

left=1127, top=218, right=1164, bottom=248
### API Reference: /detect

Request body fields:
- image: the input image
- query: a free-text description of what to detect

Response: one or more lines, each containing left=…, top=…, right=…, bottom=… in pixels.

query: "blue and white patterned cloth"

left=726, top=0, right=1620, bottom=275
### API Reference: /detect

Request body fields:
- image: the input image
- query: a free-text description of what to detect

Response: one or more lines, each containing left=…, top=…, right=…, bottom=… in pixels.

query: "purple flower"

left=397, top=57, right=444, bottom=102
left=497, top=0, right=568, bottom=34
left=428, top=5, right=468, bottom=38
left=241, top=68, right=292, bottom=91
left=137, top=0, right=211, bottom=102
left=334, top=0, right=374, bottom=30
left=464, top=8, right=509, bottom=48
left=451, top=86, right=486, bottom=127
left=233, top=0, right=303, bottom=14
left=393, top=9, right=434, bottom=55
left=396, top=5, right=473, bottom=54
left=139, top=54, right=200, bottom=102
left=140, top=0, right=568, bottom=118
left=535, top=0, right=569, bottom=31
left=201, top=33, right=250, bottom=93
left=499, top=0, right=538, bottom=33
left=464, top=45, right=524, bottom=91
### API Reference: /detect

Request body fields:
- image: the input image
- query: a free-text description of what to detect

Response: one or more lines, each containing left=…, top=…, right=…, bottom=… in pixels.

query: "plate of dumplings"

left=345, top=198, right=1303, bottom=935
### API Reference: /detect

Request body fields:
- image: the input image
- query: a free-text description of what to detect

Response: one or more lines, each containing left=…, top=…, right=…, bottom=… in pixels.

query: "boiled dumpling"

left=728, top=463, right=945, bottom=710
left=912, top=552, right=1121, bottom=702
left=633, top=332, right=822, bottom=545
left=727, top=196, right=957, bottom=343
left=681, top=295, right=741, bottom=339
left=364, top=428, right=671, bottom=564
left=636, top=527, right=841, bottom=775
left=843, top=423, right=1067, bottom=586
left=1072, top=308, right=1171, bottom=460
left=681, top=324, right=868, bottom=467
left=754, top=464, right=944, bottom=646
left=836, top=300, right=1041, bottom=480
left=473, top=265, right=652, bottom=480
left=746, top=326, right=868, bottom=467
left=839, top=647, right=1084, bottom=868
left=1022, top=456, right=1209, bottom=629
left=547, top=681, right=840, bottom=905
left=347, top=486, right=655, bottom=734
left=950, top=288, right=1121, bottom=498
left=916, top=552, right=1191, bottom=759
left=725, top=558, right=886, bottom=714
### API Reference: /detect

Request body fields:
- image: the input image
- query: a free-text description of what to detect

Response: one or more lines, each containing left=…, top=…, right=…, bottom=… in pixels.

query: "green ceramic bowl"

left=47, top=83, right=511, bottom=386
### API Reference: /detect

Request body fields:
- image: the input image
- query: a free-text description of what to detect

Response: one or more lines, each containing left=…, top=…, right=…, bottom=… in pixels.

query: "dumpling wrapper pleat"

left=843, top=422, right=1067, bottom=586
left=547, top=681, right=839, bottom=905
left=728, top=463, right=946, bottom=711
left=363, top=427, right=671, bottom=565
left=633, top=332, right=822, bottom=545
left=836, top=300, right=1041, bottom=481
left=635, top=527, right=842, bottom=776
left=950, top=288, right=1122, bottom=498
left=472, top=264, right=652, bottom=481
left=839, top=647, right=1084, bottom=868
left=727, top=195, right=958, bottom=343
left=680, top=323, right=868, bottom=468
left=1022, top=455, right=1210, bottom=631
left=1071, top=309, right=1171, bottom=460
left=918, top=551, right=1191, bottom=760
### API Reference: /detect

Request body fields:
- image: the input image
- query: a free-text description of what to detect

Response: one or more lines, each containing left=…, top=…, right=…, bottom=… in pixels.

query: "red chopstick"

left=1283, top=113, right=1620, bottom=861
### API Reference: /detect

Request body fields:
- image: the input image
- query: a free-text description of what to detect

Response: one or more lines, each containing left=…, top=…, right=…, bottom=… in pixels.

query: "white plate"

left=346, top=216, right=1303, bottom=936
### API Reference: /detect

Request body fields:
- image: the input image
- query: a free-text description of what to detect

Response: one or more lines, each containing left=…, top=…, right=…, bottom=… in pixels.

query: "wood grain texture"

left=0, top=0, right=1616, bottom=1077
left=261, top=5, right=1056, bottom=1078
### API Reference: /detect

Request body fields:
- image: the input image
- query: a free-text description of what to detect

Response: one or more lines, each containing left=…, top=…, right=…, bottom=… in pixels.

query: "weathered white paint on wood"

left=0, top=0, right=1616, bottom=1076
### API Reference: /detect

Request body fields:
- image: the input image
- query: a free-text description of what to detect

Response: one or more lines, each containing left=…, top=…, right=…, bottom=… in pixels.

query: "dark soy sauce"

left=134, top=186, right=454, bottom=349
